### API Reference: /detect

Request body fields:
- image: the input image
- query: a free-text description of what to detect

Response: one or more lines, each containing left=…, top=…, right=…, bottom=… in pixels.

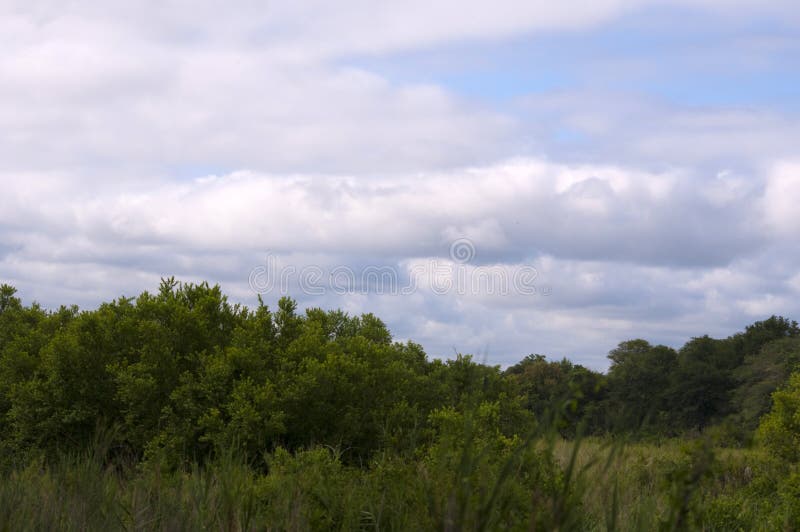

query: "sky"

left=2, top=0, right=799, bottom=370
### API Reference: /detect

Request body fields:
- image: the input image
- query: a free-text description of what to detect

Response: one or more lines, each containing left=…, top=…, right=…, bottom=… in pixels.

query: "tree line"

left=1, top=279, right=798, bottom=470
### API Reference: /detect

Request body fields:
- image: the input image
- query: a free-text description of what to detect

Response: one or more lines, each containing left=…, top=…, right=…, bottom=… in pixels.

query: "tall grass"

left=0, top=431, right=786, bottom=530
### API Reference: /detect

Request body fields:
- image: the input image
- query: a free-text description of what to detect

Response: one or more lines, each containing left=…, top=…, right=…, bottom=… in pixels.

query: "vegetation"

left=1, top=279, right=799, bottom=530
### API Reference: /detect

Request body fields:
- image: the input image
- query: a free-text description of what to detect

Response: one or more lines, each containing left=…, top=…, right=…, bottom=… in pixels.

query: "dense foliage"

left=1, top=279, right=800, bottom=530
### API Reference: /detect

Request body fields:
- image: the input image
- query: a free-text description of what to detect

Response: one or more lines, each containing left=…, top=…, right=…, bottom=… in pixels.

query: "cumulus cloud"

left=2, top=159, right=798, bottom=369
left=0, top=159, right=766, bottom=264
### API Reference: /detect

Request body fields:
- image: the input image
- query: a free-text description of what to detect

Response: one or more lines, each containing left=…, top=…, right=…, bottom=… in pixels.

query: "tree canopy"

left=1, top=281, right=798, bottom=471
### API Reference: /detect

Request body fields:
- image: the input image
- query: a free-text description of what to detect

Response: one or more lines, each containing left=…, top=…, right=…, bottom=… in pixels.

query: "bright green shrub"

left=757, top=372, right=800, bottom=463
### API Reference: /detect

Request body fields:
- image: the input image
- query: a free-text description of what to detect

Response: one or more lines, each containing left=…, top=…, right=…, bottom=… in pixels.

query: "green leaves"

left=757, top=371, right=800, bottom=463
left=1, top=280, right=500, bottom=469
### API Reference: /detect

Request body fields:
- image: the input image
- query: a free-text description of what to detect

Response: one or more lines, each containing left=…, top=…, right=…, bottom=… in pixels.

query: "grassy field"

left=549, top=438, right=784, bottom=531
left=0, top=436, right=790, bottom=531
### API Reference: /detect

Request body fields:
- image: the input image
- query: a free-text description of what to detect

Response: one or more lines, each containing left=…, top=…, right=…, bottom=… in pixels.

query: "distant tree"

left=731, top=315, right=800, bottom=364
left=728, top=337, right=800, bottom=439
left=0, top=284, right=19, bottom=314
left=667, top=336, right=736, bottom=430
left=505, top=354, right=606, bottom=435
left=606, top=340, right=678, bottom=433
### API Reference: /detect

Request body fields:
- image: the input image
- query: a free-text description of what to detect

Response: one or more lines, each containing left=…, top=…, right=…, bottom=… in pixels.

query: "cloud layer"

left=2, top=1, right=799, bottom=369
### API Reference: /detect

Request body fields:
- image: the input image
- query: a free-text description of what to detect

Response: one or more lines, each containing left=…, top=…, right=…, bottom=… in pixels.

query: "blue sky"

left=351, top=7, right=800, bottom=109
left=1, top=0, right=799, bottom=370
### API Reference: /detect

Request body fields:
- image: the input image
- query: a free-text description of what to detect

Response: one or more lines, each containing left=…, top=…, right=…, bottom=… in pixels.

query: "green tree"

left=505, top=354, right=606, bottom=435
left=606, top=340, right=678, bottom=432
left=730, top=337, right=800, bottom=437
left=668, top=336, right=736, bottom=430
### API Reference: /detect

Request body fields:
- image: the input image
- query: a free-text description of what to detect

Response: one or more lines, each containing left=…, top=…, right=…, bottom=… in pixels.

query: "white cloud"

left=737, top=294, right=792, bottom=318
left=3, top=1, right=798, bottom=177
left=3, top=157, right=797, bottom=368
left=788, top=273, right=800, bottom=293
left=762, top=161, right=800, bottom=236
left=1, top=159, right=760, bottom=266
